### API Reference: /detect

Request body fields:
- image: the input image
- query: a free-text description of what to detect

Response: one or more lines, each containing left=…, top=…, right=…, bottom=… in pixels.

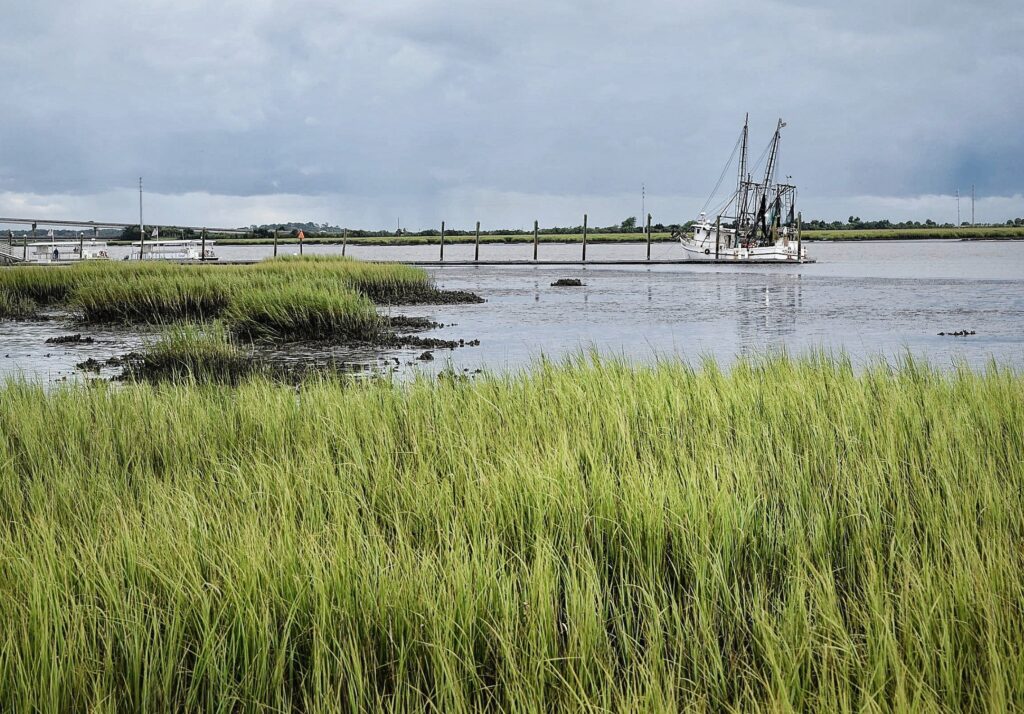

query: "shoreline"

left=97, top=228, right=1024, bottom=247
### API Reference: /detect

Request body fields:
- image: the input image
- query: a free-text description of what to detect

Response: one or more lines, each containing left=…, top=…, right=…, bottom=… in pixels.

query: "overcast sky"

left=1, top=0, right=1022, bottom=229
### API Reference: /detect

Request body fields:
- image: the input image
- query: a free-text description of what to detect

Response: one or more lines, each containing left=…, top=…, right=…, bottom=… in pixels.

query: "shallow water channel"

left=2, top=240, right=1022, bottom=383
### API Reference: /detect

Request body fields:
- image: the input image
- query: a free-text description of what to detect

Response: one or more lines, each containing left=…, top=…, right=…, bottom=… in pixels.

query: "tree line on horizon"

left=5, top=216, right=1024, bottom=241
left=236, top=215, right=1024, bottom=238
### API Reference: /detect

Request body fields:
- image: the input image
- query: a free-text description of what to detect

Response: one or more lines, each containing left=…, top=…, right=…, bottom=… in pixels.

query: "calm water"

left=2, top=240, right=1022, bottom=382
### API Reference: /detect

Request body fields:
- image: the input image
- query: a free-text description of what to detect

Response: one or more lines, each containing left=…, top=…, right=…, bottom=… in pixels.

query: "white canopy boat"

left=129, top=239, right=217, bottom=261
left=25, top=239, right=110, bottom=263
left=677, top=116, right=808, bottom=262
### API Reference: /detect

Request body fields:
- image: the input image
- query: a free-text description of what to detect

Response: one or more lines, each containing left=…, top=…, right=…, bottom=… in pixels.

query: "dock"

left=207, top=258, right=815, bottom=267
left=384, top=258, right=815, bottom=266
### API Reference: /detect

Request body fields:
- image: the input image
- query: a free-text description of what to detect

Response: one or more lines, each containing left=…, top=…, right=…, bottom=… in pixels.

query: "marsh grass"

left=0, top=257, right=445, bottom=341
left=122, top=323, right=258, bottom=383
left=253, top=255, right=436, bottom=303
left=0, top=265, right=79, bottom=304
left=0, top=289, right=38, bottom=319
left=225, top=284, right=383, bottom=340
left=74, top=273, right=233, bottom=323
left=0, top=354, right=1021, bottom=711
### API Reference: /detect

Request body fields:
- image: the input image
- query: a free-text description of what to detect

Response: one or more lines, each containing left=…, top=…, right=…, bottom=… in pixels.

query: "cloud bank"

left=2, top=0, right=1022, bottom=227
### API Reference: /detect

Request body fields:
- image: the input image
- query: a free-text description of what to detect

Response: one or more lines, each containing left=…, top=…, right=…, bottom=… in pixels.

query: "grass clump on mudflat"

left=73, top=273, right=232, bottom=323
left=1, top=354, right=1022, bottom=711
left=225, top=283, right=383, bottom=340
left=252, top=255, right=437, bottom=304
left=121, top=323, right=257, bottom=383
left=0, top=289, right=38, bottom=319
left=0, top=265, right=79, bottom=304
left=0, top=257, right=450, bottom=341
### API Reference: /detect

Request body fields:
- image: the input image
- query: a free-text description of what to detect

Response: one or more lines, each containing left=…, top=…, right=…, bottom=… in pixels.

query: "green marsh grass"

left=0, top=257, right=441, bottom=340
left=123, top=323, right=257, bottom=383
left=225, top=283, right=382, bottom=340
left=0, top=289, right=38, bottom=319
left=1, top=354, right=1022, bottom=711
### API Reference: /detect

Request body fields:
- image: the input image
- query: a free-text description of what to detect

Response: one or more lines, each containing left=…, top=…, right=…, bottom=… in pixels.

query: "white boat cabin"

left=129, top=240, right=217, bottom=261
left=25, top=241, right=110, bottom=263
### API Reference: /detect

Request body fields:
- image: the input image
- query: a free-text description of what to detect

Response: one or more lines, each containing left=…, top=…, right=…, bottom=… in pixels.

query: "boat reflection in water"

left=734, top=276, right=803, bottom=352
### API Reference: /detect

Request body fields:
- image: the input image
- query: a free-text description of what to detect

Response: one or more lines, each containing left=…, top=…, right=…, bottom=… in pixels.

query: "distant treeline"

left=6, top=216, right=1023, bottom=241
left=242, top=215, right=1024, bottom=239
left=803, top=216, right=1024, bottom=230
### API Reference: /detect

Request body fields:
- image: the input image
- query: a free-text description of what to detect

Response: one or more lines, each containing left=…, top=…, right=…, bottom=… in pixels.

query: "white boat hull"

left=680, top=222, right=805, bottom=262
left=680, top=240, right=805, bottom=262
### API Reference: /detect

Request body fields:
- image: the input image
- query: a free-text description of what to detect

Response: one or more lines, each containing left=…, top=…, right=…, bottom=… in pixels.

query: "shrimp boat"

left=677, top=117, right=808, bottom=262
left=130, top=239, right=218, bottom=261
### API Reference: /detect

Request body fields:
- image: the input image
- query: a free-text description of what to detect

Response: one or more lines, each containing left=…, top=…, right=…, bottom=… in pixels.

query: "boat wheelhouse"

left=677, top=116, right=808, bottom=262
left=130, top=239, right=217, bottom=261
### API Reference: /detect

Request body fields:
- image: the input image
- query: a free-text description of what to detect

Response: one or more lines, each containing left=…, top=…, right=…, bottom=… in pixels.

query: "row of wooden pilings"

left=268, top=214, right=658, bottom=261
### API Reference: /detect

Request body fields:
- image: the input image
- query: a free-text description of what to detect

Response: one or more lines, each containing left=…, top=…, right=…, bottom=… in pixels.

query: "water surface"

left=2, top=240, right=1021, bottom=382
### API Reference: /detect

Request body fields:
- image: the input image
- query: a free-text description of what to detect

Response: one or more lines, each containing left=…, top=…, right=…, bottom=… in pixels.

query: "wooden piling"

left=440, top=221, right=445, bottom=261
left=797, top=212, right=802, bottom=262
left=474, top=221, right=480, bottom=261
left=273, top=229, right=278, bottom=257
left=299, top=229, right=304, bottom=256
left=78, top=232, right=84, bottom=258
left=201, top=229, right=207, bottom=260
left=533, top=220, right=538, bottom=261
left=714, top=216, right=721, bottom=260
left=582, top=214, right=588, bottom=262
left=342, top=229, right=348, bottom=257
left=25, top=222, right=34, bottom=261
left=646, top=213, right=652, bottom=260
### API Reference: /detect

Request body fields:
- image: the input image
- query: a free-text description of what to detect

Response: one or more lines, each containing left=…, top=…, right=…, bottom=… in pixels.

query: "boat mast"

left=736, top=114, right=749, bottom=229
left=762, top=119, right=785, bottom=190
left=757, top=119, right=786, bottom=241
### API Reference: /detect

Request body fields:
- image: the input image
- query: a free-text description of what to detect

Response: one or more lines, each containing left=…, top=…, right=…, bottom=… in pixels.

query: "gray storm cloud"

left=1, top=0, right=1021, bottom=227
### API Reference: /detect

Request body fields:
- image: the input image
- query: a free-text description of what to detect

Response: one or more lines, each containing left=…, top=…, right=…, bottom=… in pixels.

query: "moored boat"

left=25, top=240, right=110, bottom=263
left=677, top=116, right=808, bottom=262
left=130, top=239, right=218, bottom=261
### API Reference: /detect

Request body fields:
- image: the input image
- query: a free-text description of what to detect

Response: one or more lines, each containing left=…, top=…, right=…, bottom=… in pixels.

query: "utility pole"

left=971, top=185, right=975, bottom=226
left=641, top=184, right=645, bottom=232
left=956, top=188, right=960, bottom=228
